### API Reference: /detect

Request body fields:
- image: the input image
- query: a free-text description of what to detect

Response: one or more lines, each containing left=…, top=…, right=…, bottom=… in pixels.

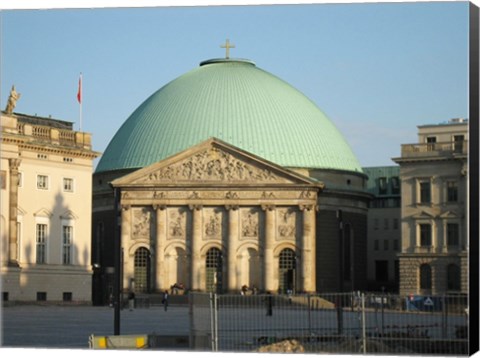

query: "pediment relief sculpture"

left=139, top=147, right=280, bottom=184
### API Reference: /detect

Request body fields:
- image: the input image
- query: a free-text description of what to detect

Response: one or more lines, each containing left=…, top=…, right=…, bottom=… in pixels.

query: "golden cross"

left=220, top=39, right=235, bottom=59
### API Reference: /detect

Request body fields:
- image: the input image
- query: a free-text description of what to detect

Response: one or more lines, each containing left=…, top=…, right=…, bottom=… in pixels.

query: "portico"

left=111, top=138, right=323, bottom=294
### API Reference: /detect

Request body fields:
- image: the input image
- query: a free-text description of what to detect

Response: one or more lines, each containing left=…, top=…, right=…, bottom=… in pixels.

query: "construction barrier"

left=89, top=334, right=149, bottom=349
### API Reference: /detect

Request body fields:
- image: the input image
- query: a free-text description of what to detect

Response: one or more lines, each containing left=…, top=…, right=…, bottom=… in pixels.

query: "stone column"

left=226, top=205, right=239, bottom=292
left=8, top=158, right=21, bottom=265
left=190, top=205, right=203, bottom=291
left=121, top=205, right=131, bottom=291
left=262, top=205, right=276, bottom=293
left=300, top=204, right=316, bottom=292
left=154, top=205, right=167, bottom=291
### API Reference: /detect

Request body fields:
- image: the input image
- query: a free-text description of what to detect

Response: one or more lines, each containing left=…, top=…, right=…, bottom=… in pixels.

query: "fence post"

left=362, top=293, right=367, bottom=354
left=209, top=292, right=216, bottom=351
left=214, top=293, right=218, bottom=352
left=308, top=294, right=312, bottom=336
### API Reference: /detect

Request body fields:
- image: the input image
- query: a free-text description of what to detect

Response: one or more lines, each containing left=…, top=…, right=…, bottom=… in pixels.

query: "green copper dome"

left=96, top=58, right=362, bottom=173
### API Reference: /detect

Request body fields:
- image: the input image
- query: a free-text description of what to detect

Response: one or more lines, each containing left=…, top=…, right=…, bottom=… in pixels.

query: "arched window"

left=279, top=249, right=296, bottom=294
left=206, top=248, right=222, bottom=293
left=447, top=264, right=461, bottom=291
left=134, top=247, right=150, bottom=293
left=419, top=264, right=432, bottom=290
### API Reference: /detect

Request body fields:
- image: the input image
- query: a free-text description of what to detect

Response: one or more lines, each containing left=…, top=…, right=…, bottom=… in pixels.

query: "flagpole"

left=78, top=73, right=83, bottom=132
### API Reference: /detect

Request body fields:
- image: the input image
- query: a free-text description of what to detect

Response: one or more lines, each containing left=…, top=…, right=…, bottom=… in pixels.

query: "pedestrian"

left=241, top=284, right=248, bottom=296
left=162, top=290, right=169, bottom=311
left=128, top=291, right=135, bottom=311
left=265, top=291, right=273, bottom=316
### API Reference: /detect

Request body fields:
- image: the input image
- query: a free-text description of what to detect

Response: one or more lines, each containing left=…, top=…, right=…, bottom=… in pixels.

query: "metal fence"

left=189, top=292, right=469, bottom=355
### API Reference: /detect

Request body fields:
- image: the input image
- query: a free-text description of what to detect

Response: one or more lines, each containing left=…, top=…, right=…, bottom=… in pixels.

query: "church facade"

left=111, top=138, right=322, bottom=294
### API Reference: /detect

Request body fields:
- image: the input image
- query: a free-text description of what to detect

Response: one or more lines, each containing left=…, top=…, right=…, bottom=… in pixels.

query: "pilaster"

left=8, top=158, right=21, bottom=265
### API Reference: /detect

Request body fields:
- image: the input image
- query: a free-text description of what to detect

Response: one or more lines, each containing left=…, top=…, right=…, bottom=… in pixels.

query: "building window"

left=419, top=181, right=431, bottom=204
left=419, top=224, right=432, bottom=247
left=374, top=218, right=379, bottom=230
left=134, top=247, right=151, bottom=293
left=393, top=239, right=399, bottom=251
left=63, top=226, right=73, bottom=264
left=37, top=292, right=47, bottom=301
left=206, top=248, right=222, bottom=293
left=393, top=218, right=399, bottom=230
left=279, top=248, right=297, bottom=293
left=426, top=136, right=436, bottom=151
left=447, top=223, right=459, bottom=247
left=447, top=264, right=461, bottom=291
left=419, top=264, right=432, bottom=290
left=453, top=135, right=464, bottom=153
left=447, top=181, right=458, bottom=202
left=343, top=224, right=351, bottom=281
left=63, top=178, right=74, bottom=192
left=36, top=224, right=47, bottom=264
left=375, top=261, right=389, bottom=282
left=384, top=239, right=389, bottom=251
left=378, top=177, right=387, bottom=195
left=2, top=292, right=9, bottom=301
left=37, top=175, right=49, bottom=190
left=374, top=240, right=379, bottom=251
left=63, top=292, right=73, bottom=301
left=384, top=219, right=389, bottom=230
left=391, top=177, right=400, bottom=195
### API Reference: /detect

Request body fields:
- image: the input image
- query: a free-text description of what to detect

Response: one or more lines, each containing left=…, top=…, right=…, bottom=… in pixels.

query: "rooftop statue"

left=5, top=85, right=21, bottom=114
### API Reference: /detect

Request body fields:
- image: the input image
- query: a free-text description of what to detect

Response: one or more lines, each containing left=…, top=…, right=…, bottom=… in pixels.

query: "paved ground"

left=1, top=304, right=190, bottom=349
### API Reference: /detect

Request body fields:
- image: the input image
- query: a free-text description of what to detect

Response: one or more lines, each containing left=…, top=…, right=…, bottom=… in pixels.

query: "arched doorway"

left=206, top=248, right=222, bottom=293
left=279, top=248, right=296, bottom=294
left=134, top=247, right=151, bottom=293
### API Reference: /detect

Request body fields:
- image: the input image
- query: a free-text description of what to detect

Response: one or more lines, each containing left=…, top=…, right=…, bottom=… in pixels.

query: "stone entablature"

left=1, top=112, right=96, bottom=155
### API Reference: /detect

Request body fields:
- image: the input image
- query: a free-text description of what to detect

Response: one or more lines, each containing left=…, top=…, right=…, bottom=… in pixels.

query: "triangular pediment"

left=60, top=210, right=79, bottom=220
left=411, top=210, right=435, bottom=220
left=439, top=210, right=459, bottom=219
left=112, top=138, right=320, bottom=187
left=34, top=208, right=53, bottom=218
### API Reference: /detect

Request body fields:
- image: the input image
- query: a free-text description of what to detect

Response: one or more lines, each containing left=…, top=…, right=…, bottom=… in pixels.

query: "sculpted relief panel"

left=241, top=208, right=261, bottom=241
left=132, top=207, right=152, bottom=239
left=142, top=147, right=279, bottom=183
left=203, top=207, right=225, bottom=240
left=168, top=207, right=187, bottom=240
left=277, top=207, right=298, bottom=241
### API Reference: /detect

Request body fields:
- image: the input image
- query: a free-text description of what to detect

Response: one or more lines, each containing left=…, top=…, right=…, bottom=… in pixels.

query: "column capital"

left=261, top=204, right=275, bottom=211
left=188, top=204, right=203, bottom=211
left=225, top=204, right=239, bottom=211
left=121, top=205, right=130, bottom=211
left=153, top=204, right=167, bottom=211
left=299, top=204, right=315, bottom=212
left=8, top=158, right=21, bottom=171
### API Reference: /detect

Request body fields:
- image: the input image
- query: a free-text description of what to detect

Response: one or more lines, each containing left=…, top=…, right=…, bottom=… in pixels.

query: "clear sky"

left=0, top=1, right=472, bottom=169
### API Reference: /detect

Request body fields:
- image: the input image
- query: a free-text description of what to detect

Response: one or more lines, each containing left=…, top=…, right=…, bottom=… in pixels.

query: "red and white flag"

left=77, top=74, right=82, bottom=104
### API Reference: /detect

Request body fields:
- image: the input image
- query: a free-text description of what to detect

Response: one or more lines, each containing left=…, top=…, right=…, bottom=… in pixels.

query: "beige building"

left=393, top=118, right=468, bottom=296
left=1, top=102, right=99, bottom=302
